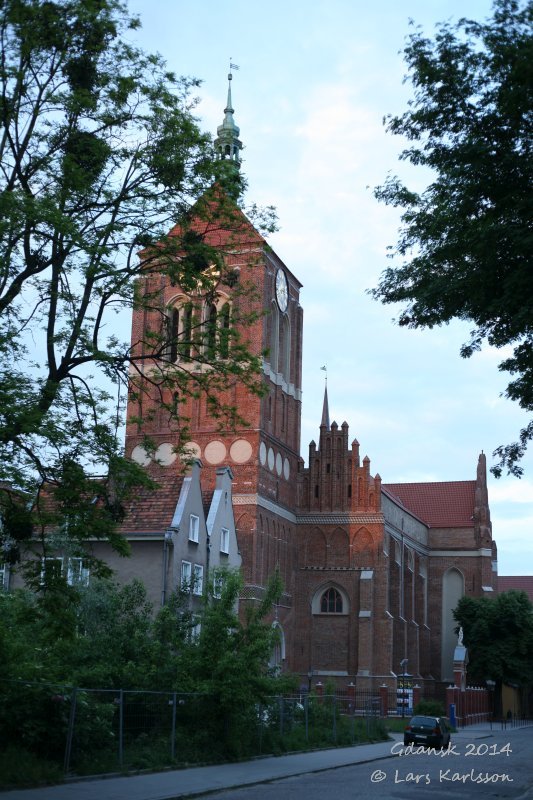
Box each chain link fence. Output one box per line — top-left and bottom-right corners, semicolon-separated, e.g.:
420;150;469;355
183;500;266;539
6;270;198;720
1;681;389;778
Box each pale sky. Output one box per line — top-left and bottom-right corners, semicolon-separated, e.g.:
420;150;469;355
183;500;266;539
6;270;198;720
126;0;532;576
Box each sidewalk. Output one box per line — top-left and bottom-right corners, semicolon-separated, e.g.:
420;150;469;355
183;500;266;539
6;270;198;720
1;724;497;800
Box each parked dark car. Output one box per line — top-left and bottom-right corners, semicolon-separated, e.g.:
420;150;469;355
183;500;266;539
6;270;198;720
403;715;451;749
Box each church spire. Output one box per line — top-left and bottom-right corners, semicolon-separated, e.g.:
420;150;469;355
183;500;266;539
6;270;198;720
214;70;242;169
320;383;330;430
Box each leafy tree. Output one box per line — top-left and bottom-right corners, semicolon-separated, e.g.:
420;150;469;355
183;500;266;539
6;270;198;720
372;0;533;476
454;590;533;711
0;0;270;575
0;574;294;764
183;569;294;756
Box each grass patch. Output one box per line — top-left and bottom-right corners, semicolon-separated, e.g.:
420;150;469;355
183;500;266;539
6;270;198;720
0;747;64;790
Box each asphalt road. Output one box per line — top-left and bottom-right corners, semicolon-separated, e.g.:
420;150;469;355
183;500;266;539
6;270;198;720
194;728;533;800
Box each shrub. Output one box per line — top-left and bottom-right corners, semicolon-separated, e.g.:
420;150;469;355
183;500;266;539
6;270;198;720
414;700;445;717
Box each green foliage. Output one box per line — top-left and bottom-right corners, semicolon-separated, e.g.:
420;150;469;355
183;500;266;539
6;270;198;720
373;0;533;476
0;0;268;576
414;700;445;717
0;572;295;767
454;590;533;687
184;570;292;756
0;747;63;789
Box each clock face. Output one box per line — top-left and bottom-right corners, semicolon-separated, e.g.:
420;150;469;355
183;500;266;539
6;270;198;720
275;268;288;312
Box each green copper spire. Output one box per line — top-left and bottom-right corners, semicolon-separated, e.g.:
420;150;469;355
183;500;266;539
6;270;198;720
214;72;242;168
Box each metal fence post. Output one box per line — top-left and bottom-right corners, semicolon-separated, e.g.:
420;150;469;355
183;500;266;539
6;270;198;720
332;695;337;742
305;694;309;742
63;687;77;775
118;689;124;767
170;692;177;760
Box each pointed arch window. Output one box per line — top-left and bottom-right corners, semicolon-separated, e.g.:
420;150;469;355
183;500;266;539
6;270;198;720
205;302;217;359
269;302;279;372
203;297;231;360
320;586;343;613
181;305;192;359
169;307;180;362
279;315;290;382
167;300;193;362
219;303;231;358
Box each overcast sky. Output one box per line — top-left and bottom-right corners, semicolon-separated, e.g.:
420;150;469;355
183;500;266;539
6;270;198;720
126;0;532;576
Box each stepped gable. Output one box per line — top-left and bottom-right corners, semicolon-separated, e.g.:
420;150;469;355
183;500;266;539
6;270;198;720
382;480;476;528
118;473;185;535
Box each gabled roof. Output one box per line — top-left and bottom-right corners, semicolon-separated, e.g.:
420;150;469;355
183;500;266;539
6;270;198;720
498;576;533;603
118;473;185;535
382;481;476;528
167;189;265;250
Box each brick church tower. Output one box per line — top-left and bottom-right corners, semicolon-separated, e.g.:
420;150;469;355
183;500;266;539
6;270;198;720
123;74;497;692
125;73;304;659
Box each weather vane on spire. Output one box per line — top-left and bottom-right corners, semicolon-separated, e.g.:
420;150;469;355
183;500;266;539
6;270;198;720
229;59;240;78
320;365;327;385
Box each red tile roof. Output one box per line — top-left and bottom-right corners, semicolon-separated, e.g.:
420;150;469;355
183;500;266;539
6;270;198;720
498;576;533;602
382;481;476;528
118;474;184;535
167;191;264;250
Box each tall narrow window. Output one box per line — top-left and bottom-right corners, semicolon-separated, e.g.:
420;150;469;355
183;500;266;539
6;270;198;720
189;514;199;543
67;558;90;586
279;316;290;381
270;303;279;371
205;303;217;359
181;560;192;591
180;305;192;359
219;303;231;358
193;564;204;596
169;307;179;362
220;527;229;554
213;572;224;599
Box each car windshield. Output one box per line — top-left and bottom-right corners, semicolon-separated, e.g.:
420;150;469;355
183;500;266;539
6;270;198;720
410;716;437;726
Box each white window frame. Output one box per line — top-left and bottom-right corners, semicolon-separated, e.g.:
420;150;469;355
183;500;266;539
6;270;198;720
67;557;90;586
181;560;192;591
192;564;204;596
0;563;6;590
220;527;229;554
189;514;199;543
40;557;64;585
190;617;202;641
213;572;224;599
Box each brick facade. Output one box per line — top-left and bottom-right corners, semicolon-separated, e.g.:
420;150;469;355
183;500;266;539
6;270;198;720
124;198;498;694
